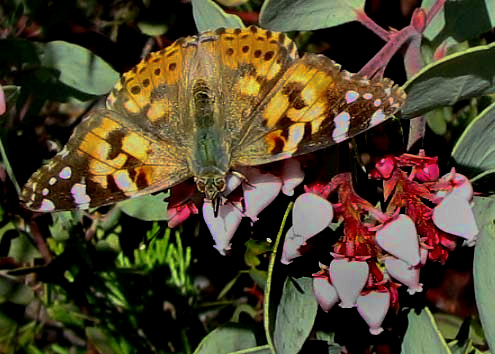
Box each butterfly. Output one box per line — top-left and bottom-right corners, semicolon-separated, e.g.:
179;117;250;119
20;26;406;214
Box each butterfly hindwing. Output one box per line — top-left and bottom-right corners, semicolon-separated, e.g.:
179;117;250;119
232;52;406;166
21;109;192;211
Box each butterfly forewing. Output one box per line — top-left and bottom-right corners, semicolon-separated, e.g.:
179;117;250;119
232;52;406;166
21;109;191;211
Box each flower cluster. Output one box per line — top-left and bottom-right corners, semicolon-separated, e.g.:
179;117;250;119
282;151;478;334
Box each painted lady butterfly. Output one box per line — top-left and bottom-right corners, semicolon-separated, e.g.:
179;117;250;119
21;26;406;213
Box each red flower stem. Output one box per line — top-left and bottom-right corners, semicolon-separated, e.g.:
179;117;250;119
355;9;390;41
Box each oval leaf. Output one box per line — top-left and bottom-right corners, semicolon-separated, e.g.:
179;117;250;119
451;102;495;174
118;192;168;221
273;277;318;354
402;42;495;119
192;0;244;33
41;41;119;95
401;307;450;354
473;196;495;353
260;0;365;32
193;325;257;354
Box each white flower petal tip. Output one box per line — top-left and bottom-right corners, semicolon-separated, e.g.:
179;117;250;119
384;257;422;294
281;227;305;264
357;291;390;336
433;193;479;242
313;277;339;312
330;259;369;308
437;173;473;200
293;193;333;240
281;159;305;196
376;215;420;266
242;171;281;221
203;202;243;255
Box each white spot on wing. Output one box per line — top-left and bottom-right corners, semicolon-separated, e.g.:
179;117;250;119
345;90;359;104
59;166;72;179
71;183;91;209
370;109;386;126
332;112;351;143
40;199;55;211
363;93;373;100
373;99;382;107
42;188;49;196
49;177;57;185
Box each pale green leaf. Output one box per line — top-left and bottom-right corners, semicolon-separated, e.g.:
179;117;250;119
193;325;257;354
118;192;168;221
192;0;244;33
273;277;317;354
402;42;495;119
259;0;365;31
401;307;451;354
41;41;119;96
451;102;495;175
473;196;495;353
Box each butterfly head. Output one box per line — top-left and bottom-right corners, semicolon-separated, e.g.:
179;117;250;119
195;173;226;201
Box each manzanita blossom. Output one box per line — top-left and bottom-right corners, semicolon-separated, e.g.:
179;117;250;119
283;151;479;334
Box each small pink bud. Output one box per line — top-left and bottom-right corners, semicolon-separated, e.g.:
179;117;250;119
203;201;243;255
376;215;421;266
433;193;478;245
167;202;198;228
293;193;333;239
313;277;339;312
384;257;423;294
357;291;390;335
330;259;369;308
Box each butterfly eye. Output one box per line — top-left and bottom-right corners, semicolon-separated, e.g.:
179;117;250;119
214;177;225;191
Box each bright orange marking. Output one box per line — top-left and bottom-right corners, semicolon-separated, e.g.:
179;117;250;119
239;76;260;96
264;91;289;128
122;132;151;161
92;117;121;139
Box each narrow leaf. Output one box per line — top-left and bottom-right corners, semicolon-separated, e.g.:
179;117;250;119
402;42;495;119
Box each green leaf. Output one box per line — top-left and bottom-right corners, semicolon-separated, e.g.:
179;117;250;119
231;344;272;354
137;21;168;36
272;277;317;354
193;324;257;354
118;192;169;221
422;0;445;41
41;41;119;96
473;196;495;353
86;327;124;354
402;42;495;119
401;308;451;354
192;0;244;33
442;0;494;42
451;102;495;175
259;0;365;32
0;275;34;305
